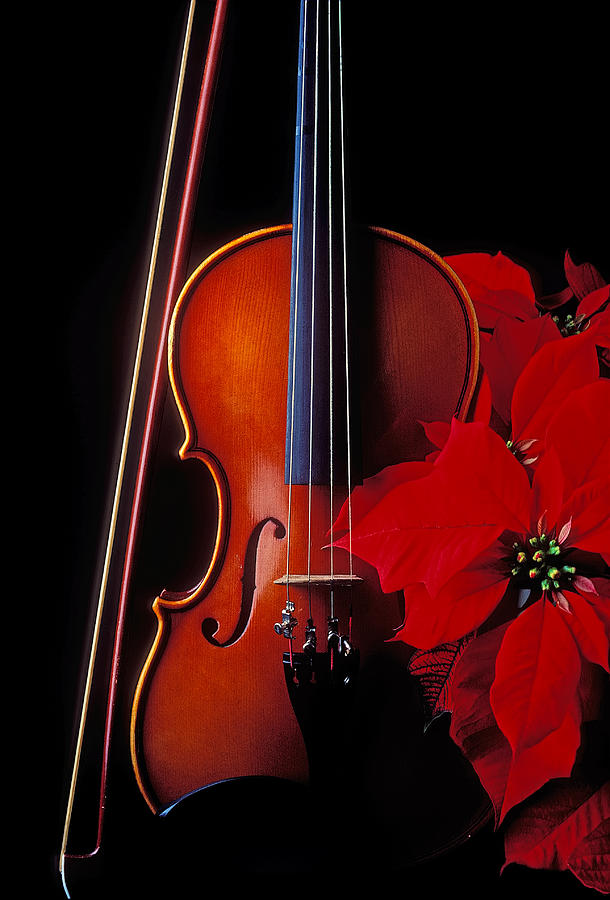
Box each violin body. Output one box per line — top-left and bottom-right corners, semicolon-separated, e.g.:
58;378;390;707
131;223;479;815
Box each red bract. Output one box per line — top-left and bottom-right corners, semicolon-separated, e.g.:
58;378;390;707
419;321;602;469
332;379;610;821
449;624;610;891
543;380;610;500
510;328;601;445
444;251;537;328
538;250;607;310
576;285;610;363
334;419;530;608
504;783;610;880
479;314;560;426
489;597;585;819
444;250;609;428
568;813;610;893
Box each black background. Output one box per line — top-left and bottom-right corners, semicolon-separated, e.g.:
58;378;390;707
38;0;608;896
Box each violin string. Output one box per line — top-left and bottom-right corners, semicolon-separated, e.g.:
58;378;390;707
59;0;198;879
328;0;335;623
338;0;353;581
286;0;309;622
307;0;321;623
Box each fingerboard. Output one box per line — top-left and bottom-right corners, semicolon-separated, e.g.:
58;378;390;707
285;0;359;486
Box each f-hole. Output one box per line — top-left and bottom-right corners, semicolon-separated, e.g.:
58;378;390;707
201;517;286;647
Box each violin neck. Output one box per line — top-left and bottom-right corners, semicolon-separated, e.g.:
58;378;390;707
285;0;359;487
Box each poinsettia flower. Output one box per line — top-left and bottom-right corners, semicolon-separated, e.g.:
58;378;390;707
332;380;610;819
333;381;610;647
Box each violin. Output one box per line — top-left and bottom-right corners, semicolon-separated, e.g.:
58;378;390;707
129;0;488;854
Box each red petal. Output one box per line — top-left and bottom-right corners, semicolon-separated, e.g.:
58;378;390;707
435;419;531;534
587;579;610;641
332;460;433;533
499;709;583;824
337;501;501;598
588;309;610;352
450;627;605;828
545;380;610;501
448;621;582;824
565;250;607;302
531;446;564;535
578;284;610;320
487;602;586;822
561;478;610;556
510;337;600;444
577;658;609;722
449;623;512;824
568;807;610;893
575;287;610;355
490;599;582;753
537;284;574;312
395;549;509;648
480;314;560;425
418;419;451;450
560;590;610;672
504;780;610;881
335;420;530;597
444;252;537;328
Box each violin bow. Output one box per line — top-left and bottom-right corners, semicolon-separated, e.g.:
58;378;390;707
59;1;229;893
